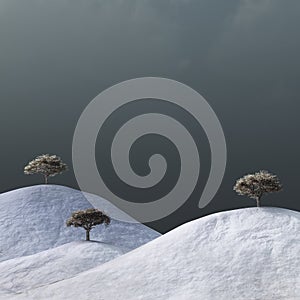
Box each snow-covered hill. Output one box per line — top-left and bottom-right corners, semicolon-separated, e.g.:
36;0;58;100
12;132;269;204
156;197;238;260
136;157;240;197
0;185;160;262
0;241;124;296
13;207;300;300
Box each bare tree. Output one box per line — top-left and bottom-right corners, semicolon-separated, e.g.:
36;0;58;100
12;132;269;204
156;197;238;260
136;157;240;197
66;208;111;241
233;170;282;207
24;154;68;184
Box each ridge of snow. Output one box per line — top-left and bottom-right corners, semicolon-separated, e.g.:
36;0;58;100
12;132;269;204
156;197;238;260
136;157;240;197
0;241;124;295
0;185;160;262
12;207;300;300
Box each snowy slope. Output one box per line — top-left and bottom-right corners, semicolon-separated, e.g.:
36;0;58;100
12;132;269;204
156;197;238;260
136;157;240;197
13;207;300;300
0;241;124;296
0;185;160;262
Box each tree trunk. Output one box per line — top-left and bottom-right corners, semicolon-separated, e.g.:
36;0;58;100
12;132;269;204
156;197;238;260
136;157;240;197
44;175;48;184
256;197;261;207
86;230;90;241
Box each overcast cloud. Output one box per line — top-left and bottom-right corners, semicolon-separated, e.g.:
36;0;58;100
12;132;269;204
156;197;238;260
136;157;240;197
0;0;299;232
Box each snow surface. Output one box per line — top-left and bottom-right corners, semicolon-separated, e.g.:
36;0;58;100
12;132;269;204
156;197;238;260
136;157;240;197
10;207;300;300
0;185;160;262
0;241;124;296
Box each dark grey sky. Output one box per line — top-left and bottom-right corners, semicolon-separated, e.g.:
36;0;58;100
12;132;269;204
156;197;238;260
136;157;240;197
0;0;299;232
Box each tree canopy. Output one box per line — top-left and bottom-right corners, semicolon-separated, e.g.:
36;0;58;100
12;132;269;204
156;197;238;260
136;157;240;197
66;208;111;241
234;170;282;207
24;154;68;184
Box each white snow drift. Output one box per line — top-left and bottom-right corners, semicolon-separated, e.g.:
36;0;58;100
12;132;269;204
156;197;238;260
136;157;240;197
0;241;124;296
0;185;160;262
12;207;300;300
